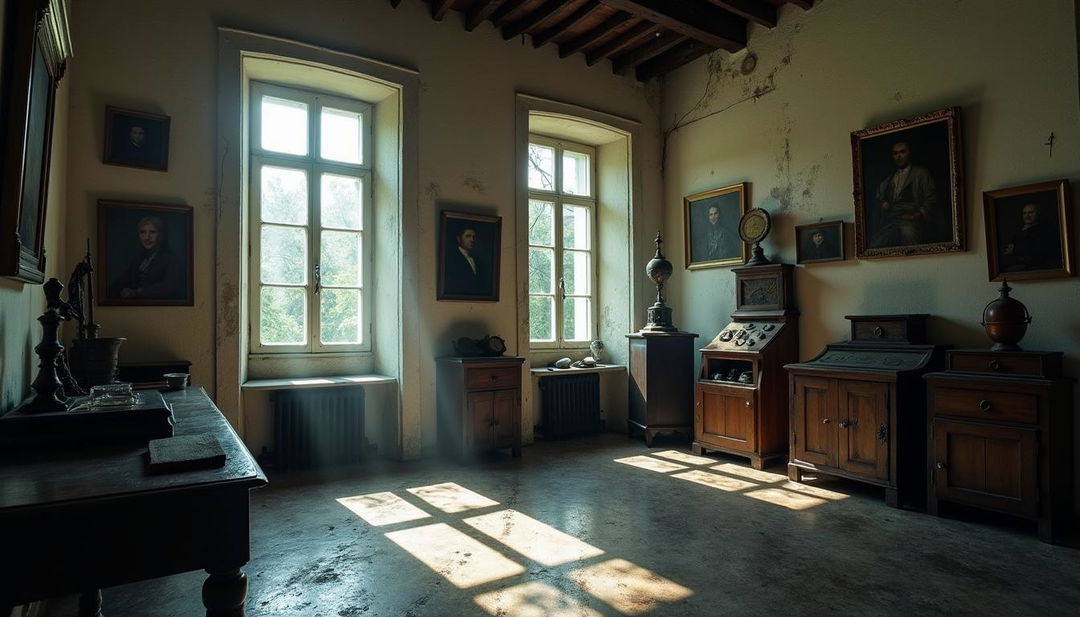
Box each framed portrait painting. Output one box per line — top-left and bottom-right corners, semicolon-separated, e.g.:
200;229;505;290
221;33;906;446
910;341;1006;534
438;210;501;301
0;0;73;283
104;106;171;171
983;179;1073;281
851;107;964;259
795;220;845;264
98;200;194;306
684;183;748;269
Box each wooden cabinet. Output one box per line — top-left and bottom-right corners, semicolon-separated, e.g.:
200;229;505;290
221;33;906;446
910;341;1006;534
925;350;1073;543
785;315;943;508
626;331;697;445
437;356;525;459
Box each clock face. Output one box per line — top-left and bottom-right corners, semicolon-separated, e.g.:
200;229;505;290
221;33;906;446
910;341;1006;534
739;208;771;244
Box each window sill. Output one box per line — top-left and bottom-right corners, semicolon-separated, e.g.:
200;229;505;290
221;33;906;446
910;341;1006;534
529;364;626;376
241;375;396;391
247;351;373;361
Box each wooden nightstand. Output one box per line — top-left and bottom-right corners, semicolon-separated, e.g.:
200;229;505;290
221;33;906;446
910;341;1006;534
437;356;525;459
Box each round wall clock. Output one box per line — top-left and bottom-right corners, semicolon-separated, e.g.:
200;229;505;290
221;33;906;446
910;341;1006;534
738;208;772;266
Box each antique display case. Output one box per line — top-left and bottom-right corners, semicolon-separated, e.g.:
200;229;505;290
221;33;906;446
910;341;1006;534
692;264;798;469
785;314;944;508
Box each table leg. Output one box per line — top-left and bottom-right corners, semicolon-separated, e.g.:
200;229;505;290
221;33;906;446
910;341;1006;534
78;590;103;617
203;568;247;617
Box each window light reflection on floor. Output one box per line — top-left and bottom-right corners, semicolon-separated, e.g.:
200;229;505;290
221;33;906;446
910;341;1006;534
651;450;716;465
673;469;757;492
711;462;787;483
336;491;430;526
464;509;604;566
474;581;603;617
612;455;688;473
745;487;827;510
568;558;693;615
384;523;526;588
407;482;500;513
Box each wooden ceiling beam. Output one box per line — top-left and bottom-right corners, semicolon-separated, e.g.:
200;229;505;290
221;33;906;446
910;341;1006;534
558;11;632;58
465;0;501;31
706;0;776;28
503;0;567;40
635;39;712;81
532;0;601;48
491;0;530;27
611;32;684;74
430;0;455;21
598;0;747;51
584;21;658;66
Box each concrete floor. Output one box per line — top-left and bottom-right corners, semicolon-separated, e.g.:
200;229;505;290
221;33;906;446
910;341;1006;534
44;433;1080;616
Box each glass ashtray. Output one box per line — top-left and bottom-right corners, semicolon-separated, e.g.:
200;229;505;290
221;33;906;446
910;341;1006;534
89;382;136;408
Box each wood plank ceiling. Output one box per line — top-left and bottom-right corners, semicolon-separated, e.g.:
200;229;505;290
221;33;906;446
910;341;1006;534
388;0;816;81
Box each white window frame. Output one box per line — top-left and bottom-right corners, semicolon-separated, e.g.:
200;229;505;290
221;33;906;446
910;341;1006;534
527;135;598;350
248;81;373;354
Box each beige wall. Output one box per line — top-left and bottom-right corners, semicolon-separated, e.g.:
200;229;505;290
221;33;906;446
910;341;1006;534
63;0;662;456
663;0;1079;376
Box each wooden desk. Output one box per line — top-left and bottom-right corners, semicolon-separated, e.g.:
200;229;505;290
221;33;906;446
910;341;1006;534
0;387;267;616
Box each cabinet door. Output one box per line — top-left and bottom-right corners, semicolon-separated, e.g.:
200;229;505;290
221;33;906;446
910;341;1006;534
791;376;836;467
697;383;756;452
837;381;889;480
932;419;1037;517
467;391;495;449
491;388;519;448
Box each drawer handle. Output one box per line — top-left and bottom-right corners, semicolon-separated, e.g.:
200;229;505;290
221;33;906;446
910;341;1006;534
745;400;753;407
873;326;885;338
977;399;991;412
935;462;947;470
839;419;851;428
821;418;831;424
987;359;1001;371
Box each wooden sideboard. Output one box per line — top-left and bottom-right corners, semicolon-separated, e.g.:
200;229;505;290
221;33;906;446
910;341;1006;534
925;350;1074;543
437;356;525;459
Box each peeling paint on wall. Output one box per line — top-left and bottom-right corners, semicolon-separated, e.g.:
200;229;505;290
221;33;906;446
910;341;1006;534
219;279;239;337
424;182;441;203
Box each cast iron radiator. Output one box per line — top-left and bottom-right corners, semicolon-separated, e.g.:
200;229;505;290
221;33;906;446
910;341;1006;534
271;386;367;471
538;373;601;438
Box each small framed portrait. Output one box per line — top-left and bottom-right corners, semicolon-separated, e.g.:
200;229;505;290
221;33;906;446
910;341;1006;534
684;182;748;269
795;220;845;264
438;210;501;302
851;107;964;259
104;106;170;171
983;179;1073;281
98;200;193;306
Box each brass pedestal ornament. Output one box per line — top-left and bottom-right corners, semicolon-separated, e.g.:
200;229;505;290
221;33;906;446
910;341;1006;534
642;232;677;332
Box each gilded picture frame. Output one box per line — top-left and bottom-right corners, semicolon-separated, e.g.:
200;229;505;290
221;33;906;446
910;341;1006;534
983;179;1073;281
684;183;748;269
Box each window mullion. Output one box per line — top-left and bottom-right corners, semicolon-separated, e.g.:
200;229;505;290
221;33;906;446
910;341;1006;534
553;196;565;345
309;159;320;353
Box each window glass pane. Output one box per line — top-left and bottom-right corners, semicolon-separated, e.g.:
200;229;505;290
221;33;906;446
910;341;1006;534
260;286;306;345
563;297;591;342
261;166;308;225
527;143;555;191
320;107;362;164
562;204;590;250
321;173;362;230
562;250;590;295
562;150;591;196
529;296;555;342
322;230;361;287
528;247;554;294
321;288;362;344
261;95;308;155
261;225;307;284
528;200;554;246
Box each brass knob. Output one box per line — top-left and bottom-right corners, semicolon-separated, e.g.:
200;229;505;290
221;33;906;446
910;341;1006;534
873;326;885;338
987;359;1000;371
978;399;991;412
745;400;753;407
839;419;851;428
936;462;947;470
822;418;831;424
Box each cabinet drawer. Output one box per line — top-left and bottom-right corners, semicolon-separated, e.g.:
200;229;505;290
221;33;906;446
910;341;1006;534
931;387;1037;424
466;367;519;390
948;352;1048;377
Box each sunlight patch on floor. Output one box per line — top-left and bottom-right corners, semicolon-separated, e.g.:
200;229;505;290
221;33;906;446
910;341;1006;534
464;509;604;566
385;523;525;588
568;558;693;615
336;491;430;526
745;488;827;510
474;581;603;617
407;482;500;513
652;450;716;465
711;463;786;483
782;481;849;501
673;469;757;492
613;455;687;473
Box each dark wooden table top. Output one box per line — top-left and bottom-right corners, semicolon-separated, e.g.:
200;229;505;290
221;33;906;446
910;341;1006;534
0;387;266;511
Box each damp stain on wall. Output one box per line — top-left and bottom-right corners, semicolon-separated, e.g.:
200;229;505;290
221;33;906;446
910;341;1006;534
463;176;485;193
768;109;823;215
424;182;441;203
219;279;239;337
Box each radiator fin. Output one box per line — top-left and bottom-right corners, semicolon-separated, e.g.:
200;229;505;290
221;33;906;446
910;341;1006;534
272;386;367;471
539;373;600;439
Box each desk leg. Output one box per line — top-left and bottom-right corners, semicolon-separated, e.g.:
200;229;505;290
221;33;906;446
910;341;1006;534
78;590;102;617
202;568;247;617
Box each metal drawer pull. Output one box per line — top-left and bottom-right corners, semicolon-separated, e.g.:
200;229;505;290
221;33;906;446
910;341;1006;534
839;419;851;428
935;462;947;470
987;359;1000;371
873;326;885;338
978;399;991;412
821;418;831;424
